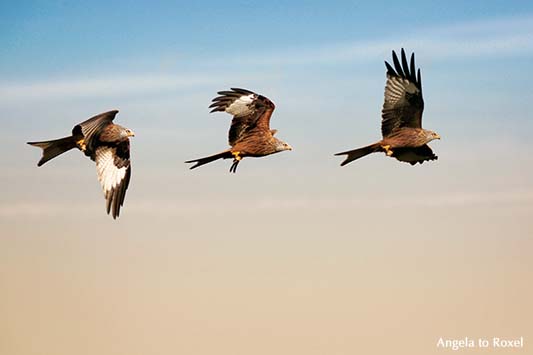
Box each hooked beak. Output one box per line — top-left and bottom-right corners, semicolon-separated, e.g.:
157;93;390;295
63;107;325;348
286;144;293;151
435;134;441;140
128;130;135;137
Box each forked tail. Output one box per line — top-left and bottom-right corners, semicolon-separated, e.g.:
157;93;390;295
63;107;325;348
185;150;233;170
27;136;78;166
335;143;381;166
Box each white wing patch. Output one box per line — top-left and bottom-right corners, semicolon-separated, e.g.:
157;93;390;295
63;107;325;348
226;94;255;117
95;147;127;196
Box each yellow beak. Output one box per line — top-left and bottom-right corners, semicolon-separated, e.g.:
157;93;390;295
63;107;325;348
128;130;136;137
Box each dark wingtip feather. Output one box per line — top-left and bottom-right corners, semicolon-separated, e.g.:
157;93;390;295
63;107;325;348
389;49;422;87
410;53;416;83
106;195;112;215
230;87;254;95
211;96;231;102
392;50;404;77
401;48;410;77
209;88;258;114
208;99;229;113
217;90;236;96
385;61;396;75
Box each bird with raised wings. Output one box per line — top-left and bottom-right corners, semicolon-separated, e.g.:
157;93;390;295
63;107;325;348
186;88;292;173
27;110;134;219
336;49;440;166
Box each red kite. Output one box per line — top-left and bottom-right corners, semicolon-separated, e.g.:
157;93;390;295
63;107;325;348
186;88;292;173
28;110;134;219
336;49;440;166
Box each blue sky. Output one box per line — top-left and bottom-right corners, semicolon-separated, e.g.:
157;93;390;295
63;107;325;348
2;0;533;78
2;3;533;355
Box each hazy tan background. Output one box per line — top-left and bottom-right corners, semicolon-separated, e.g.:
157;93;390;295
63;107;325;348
1;2;532;354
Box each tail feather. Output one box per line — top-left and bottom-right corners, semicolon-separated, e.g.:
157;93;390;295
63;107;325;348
335;143;381;166
185;150;233;170
27;136;78;166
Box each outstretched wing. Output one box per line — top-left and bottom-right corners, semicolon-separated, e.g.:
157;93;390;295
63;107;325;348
72;110;119;152
208;88;275;146
381;49;424;137
93;140;131;219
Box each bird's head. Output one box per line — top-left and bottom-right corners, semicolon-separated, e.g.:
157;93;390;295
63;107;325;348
120;127;135;139
425;130;441;142
274;138;293;152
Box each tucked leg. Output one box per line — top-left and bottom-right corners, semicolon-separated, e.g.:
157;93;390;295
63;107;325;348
381;144;393;156
229;151;242;173
76;138;87;152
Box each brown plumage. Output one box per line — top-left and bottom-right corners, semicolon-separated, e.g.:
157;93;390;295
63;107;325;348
186;88;292;173
336;49;440;166
27;110;134;219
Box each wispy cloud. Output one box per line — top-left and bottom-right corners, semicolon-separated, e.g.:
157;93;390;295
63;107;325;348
231;34;533;67
231;14;533;65
0;73;260;103
1;14;531;104
429;14;533;37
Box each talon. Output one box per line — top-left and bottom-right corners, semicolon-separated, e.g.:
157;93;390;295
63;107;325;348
381;144;393;156
76;138;87;152
230;160;239;173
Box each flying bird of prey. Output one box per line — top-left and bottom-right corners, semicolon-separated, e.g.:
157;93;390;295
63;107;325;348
186;88;292;173
336;49;440;166
27;110;134;219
